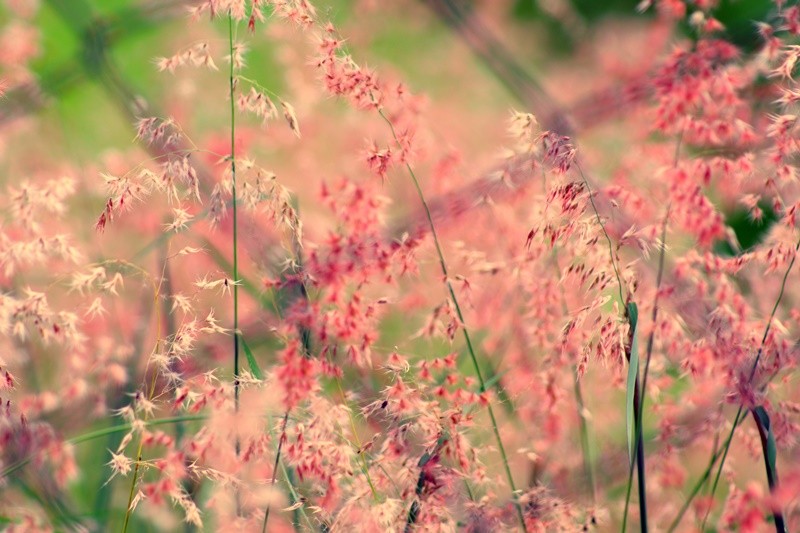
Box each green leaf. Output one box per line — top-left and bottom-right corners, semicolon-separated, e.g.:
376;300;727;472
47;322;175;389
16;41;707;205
418;434;448;467
417;451;432;468
241;335;264;380
483;368;510;391
753;406;777;482
625;302;640;465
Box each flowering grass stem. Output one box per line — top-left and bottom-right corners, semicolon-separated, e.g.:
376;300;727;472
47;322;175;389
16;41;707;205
622;129;683;531
228;12;240;420
670;236;800;531
227;11;242;519
575;161;649;531
122;258;170;533
377;108;528;532
262;412;289;533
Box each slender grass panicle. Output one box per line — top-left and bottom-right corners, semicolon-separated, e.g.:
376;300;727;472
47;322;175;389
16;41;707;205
4;0;800;531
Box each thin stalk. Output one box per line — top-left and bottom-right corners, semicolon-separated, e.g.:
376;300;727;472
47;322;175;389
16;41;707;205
576;162;648;530
228;11;242;517
575;163;625;307
640;125;684;401
228;11;240;419
700;404;743;530
377;108;527;532
261;237;382;529
277;450;313;530
122;258;169;533
621;204;670;531
639;203;670;401
623;129;683;531
704;422;721;494
122;358;161;533
670;232;798;531
262;241;310;531
262;412;290;532
93;288;154;527
265;413;314;531
160;244;199;533
621;379;646;533
667;408;748;532
334;378;380;498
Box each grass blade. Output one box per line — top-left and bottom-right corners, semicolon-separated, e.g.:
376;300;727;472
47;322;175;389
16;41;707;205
625;302;640;464
752;406;786;532
240;335;264;380
753;406;777;481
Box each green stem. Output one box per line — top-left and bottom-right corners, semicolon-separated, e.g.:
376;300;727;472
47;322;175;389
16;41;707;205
576;163;625;307
377;108;528;532
229;12;240;416
228;10;243;519
623;129;683;531
576;161;649;531
667;408;747;532
262;412;289;533
261;409;311;532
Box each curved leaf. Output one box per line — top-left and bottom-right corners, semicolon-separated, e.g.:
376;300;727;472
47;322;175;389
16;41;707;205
753;406;777;485
241;335;264;380
626;302;640;465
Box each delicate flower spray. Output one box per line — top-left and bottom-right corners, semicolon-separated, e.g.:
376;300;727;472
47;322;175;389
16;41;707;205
4;0;800;531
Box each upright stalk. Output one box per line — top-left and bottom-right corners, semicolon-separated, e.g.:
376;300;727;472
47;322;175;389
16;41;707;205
576;162;648;531
228;11;242;517
576;164;625;307
262;413;289;532
122;370;158;533
377;109;528;532
123;263;168;532
667;409;748;532
623;130;683;531
228;12;239;412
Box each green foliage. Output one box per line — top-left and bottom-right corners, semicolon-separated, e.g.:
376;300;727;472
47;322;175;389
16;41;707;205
512;0;774;56
711;0;773;52
715;202;778;257
753;406;778;484
241;335;265;380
